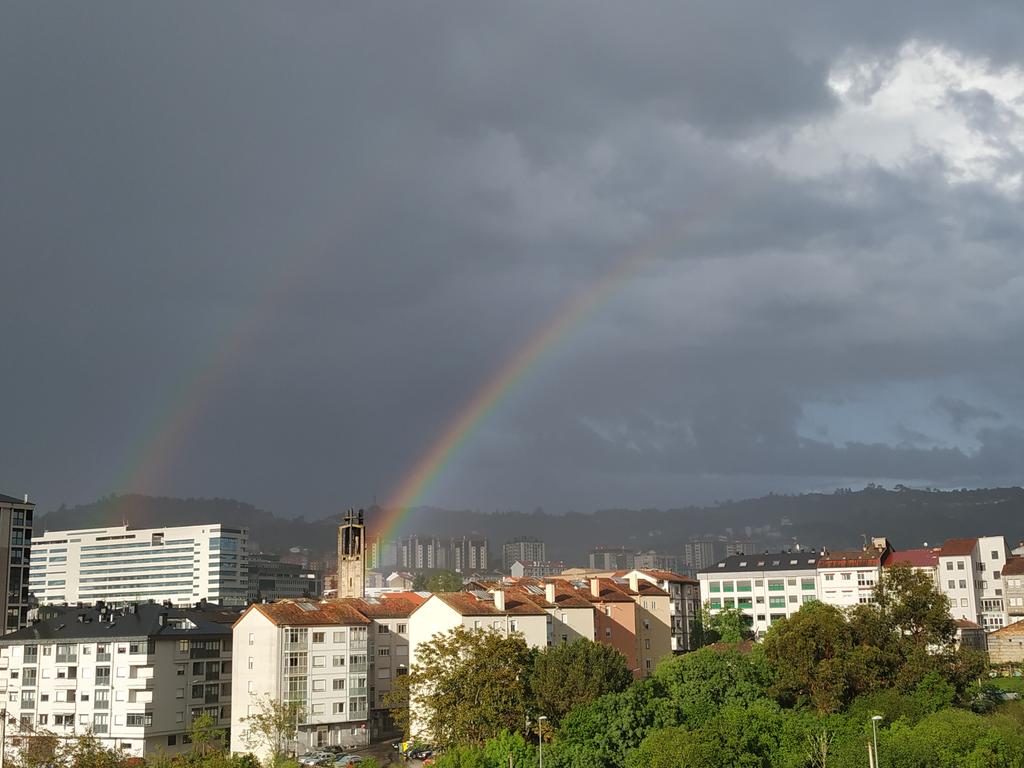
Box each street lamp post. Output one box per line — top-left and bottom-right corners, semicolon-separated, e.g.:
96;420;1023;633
537;715;547;768
871;715;883;768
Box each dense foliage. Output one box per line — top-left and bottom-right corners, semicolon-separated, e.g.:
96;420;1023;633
429;566;1016;768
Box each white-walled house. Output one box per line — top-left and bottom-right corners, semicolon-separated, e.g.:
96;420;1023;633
0;603;236;759
230;601;372;760
816;539;893;609
938;536;1010;629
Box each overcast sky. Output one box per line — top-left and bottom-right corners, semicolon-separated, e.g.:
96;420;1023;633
4;2;1024;517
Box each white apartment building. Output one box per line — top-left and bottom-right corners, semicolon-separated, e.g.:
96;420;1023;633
699;552;821;638
816;539;893;609
0;603;235;759
30;524;249;607
468;579;596;646
938;536;1010;629
231;601;372;761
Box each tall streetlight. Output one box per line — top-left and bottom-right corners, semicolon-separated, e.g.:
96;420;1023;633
871;714;883;768
537;715;547;768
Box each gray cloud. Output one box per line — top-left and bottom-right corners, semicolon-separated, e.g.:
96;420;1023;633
4;2;1024;515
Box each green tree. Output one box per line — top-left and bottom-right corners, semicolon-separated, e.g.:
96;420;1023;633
763;601;854;714
653;645;774;727
434;731;536;768
393;625;534;749
694;605;753;646
238;694;306;768
427;571;465;592
11;728;60;768
188;712;227;757
873;564;956;648
530;640;633;726
56;733;130;768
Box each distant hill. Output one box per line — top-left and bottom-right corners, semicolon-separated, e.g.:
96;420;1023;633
37;487;1024;566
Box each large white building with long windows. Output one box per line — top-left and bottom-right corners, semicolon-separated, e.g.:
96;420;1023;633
698;551;822;638
30;524;249;607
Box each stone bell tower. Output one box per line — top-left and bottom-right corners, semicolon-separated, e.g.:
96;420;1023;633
337;508;366;599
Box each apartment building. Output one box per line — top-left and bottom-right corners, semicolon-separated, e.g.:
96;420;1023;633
1003;557;1024;620
0;493;34;633
30;524;249;607
449;537;488;573
616;569;700;652
231;601;372;760
887;547;942;585
503;538;545;571
465;578;596;646
559;576;671;677
699;552;821;638
0;603;235;759
938;536;1010;629
633;551;685;575
587;547;634;571
816;539;893;609
247;553;323;602
334;593;426;736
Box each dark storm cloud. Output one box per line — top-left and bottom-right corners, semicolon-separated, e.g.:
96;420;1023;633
4;2;1024;515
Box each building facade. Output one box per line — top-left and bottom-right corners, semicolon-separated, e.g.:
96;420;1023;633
231;601;372;760
938;536;1010;629
510;560;565;579
448;537;488;573
619;569;700;653
587;547;634;571
816;539;893;609
503;538;545;571
0;603;235;759
699;552;821;638
247;554;323;603
30;524;249;607
337;509;366;600
987;619;1024;664
1003;557;1024;620
0;493;34;633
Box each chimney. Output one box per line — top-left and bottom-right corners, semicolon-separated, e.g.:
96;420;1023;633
545;583;556;604
23;493;29;503
493;590;506;611
628;573;640;594
590;578;601;597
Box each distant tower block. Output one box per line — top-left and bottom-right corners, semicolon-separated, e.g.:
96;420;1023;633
337;508;366;599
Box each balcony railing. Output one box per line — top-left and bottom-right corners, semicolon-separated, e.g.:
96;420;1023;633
189;648;221;659
205;670;220;681
97;653;111;662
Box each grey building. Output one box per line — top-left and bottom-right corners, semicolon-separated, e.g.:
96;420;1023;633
1005;556;1024;619
587;546;634;571
449;536;488;573
503;537;545;571
0;493;33;633
683;537;728;572
247;553;324;603
0;602;236;759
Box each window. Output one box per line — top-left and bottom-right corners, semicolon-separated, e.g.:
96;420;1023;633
167;735;176;747
248;657;254;670
948;580;956;589
332;655;345;667
397;624;406;634
37;715;48;725
332;679;345;691
957;561;965;570
992;550;1000;560
994;571;1001;579
946;562;953;571
332;702;345;714
126;713;152;728
176;688;184;699
378;648;390;656
313;679;326;692
248;633;255;646
644;639;650;650
333;631;345;643
176;664;186;676
378;624;390;633
312;632;325;643
824;574;834;582
961;598;969;607
312;656;325;668
959;580;967;589
788;595;798;603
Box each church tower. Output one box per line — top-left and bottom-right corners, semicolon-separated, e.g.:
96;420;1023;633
337;508;366;599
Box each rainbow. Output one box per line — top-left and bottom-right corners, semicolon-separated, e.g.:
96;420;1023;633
372;196;714;542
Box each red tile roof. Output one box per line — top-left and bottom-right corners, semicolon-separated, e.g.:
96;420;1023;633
246;600;371;627
887;548;941;568
1002;557;1024;576
955;619;982;630
991;619;1024;637
433;591;546;617
818;549;885;568
940;538;978;557
613;569;698;585
333;596;422;619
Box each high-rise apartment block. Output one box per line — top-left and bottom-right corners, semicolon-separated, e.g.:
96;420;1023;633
503;537;545;571
397;535;488;573
30;524;248;607
0;493;34;633
449;536;487;573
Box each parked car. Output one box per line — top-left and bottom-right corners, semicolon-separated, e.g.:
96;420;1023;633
298;753;335;766
408;748;434;760
333;756;365;767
